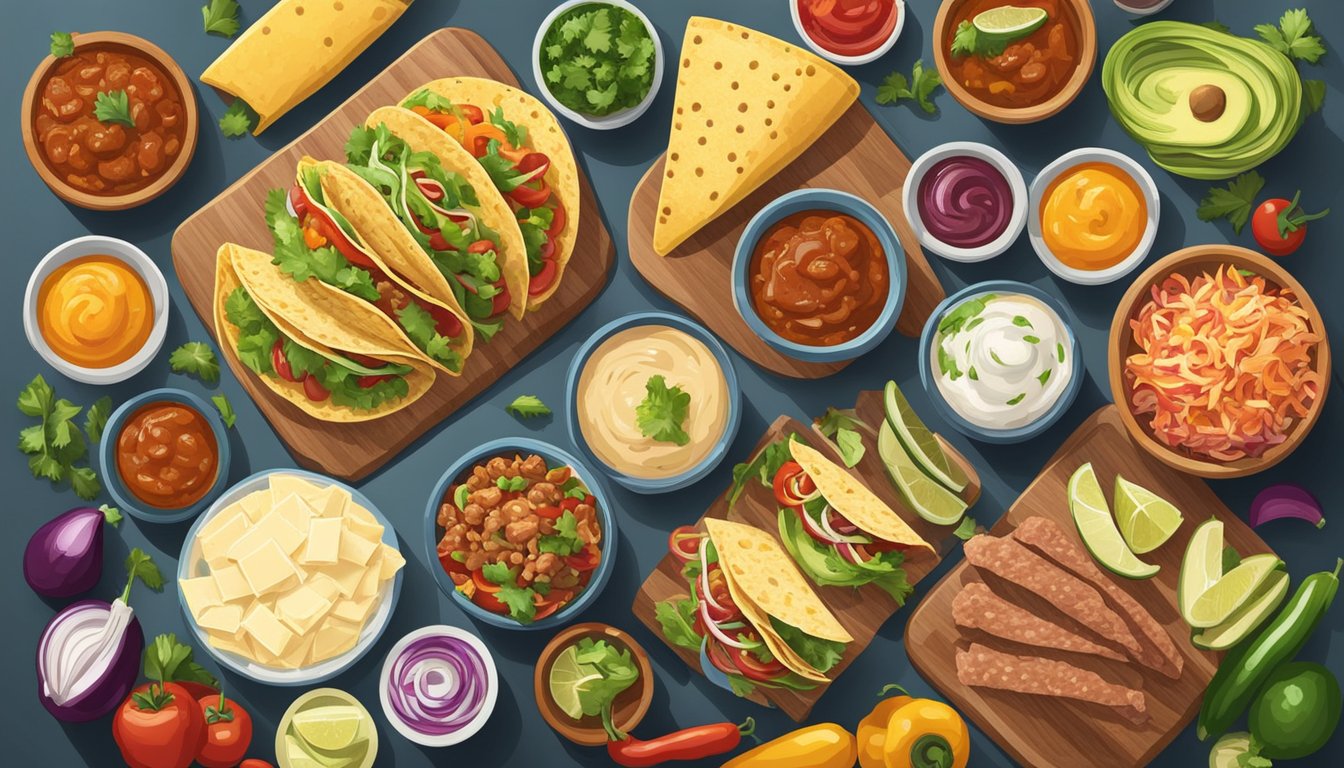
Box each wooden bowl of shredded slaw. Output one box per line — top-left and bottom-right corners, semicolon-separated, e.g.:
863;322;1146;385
1108;245;1330;478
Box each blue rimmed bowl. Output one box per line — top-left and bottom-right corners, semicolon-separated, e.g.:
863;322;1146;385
178;469;404;686
918;281;1084;444
423;438;617;631
565;311;741;494
99;388;231;524
732;188;906;363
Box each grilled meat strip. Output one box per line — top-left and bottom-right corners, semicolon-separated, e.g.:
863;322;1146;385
956;643;1149;725
953;582;1127;662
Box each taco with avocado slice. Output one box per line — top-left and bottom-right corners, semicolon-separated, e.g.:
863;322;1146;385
654;517;853;699
213;243;436;422
272;165;472;374
400;78;580;310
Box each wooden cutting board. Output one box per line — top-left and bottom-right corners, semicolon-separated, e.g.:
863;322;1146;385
627;103;945;379
633;395;980;720
906;405;1276;768
172;29;614;482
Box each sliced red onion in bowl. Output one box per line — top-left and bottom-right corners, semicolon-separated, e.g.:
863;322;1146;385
380;626;498;746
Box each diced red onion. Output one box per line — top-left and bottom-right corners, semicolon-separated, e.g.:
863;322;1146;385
385;634;490;736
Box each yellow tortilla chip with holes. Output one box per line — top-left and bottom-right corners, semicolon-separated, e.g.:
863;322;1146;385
652;17;859;255
790;442;935;554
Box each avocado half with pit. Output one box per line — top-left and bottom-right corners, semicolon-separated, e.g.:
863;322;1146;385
1102;21;1304;180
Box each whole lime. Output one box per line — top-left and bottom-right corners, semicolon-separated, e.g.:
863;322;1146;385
1248;661;1341;760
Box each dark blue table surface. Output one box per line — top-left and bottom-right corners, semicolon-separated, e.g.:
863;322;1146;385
4;1;1341;766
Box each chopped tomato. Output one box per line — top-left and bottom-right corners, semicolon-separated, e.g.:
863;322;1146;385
471;589;510;614
546;198;567;238
271;340;299;382
302;376;330;402
510;179;551;209
772;461;816;507
458;104;485;124
733;647;788;681
472;568;501;594
669;526;703;561
344;352;385;368
533;601;562;621
467;239;496;255
438;552;469;574
465;122;510;157
290;185;375;269
528;251;558;298
560;496;581;512
489;280;512;316
357;375;393;389
566;545;601;572
537;505;564;520
704;638;743;677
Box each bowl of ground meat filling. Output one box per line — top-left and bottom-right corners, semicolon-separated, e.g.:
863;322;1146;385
424;438;617;630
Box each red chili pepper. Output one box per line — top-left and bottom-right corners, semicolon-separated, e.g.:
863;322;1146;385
606;718;755;767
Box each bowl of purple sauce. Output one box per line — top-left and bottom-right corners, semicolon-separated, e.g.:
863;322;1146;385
902;141;1027;263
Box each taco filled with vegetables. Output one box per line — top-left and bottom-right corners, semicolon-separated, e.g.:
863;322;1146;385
272;163;472;374
213;243;436;422
654;517;853;699
400;78;579;310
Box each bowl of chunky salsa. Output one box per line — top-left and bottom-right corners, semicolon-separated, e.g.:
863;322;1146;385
733;188;905;363
933;0;1096;124
791;0;906;65
100;389;231;523
22;31;197;210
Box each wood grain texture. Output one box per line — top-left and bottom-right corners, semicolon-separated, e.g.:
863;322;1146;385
906;405;1275;768
627;103;946;379
171;29;614;481
633;395;980;721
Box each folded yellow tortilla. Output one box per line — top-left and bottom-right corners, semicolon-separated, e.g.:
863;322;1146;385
790;442;935;554
406;78;581;310
653;18;859;255
213;243;435;422
201;0;412;134
704;517;852;681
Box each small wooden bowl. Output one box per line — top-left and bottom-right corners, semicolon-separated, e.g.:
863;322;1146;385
1108;245;1331;478
21;31;198;211
932;0;1097;124
534;623;655;746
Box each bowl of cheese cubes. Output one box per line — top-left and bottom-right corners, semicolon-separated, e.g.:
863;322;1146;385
177;469;406;686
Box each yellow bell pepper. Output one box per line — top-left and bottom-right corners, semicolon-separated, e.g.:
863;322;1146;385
721;723;857;768
857;685;913;768
882;698;969;768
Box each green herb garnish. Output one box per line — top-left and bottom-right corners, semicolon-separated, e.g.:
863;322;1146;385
1037;369;1052;386
201;0;241;38
506;394;551;419
1196;171;1265;234
539;4;655;117
1255;9;1325;64
636;375;691;446
876;60;943;114
85;396;111;444
211;395;236;429
219;99;252;137
570;638;640;740
953;516;979;541
816;408;865;468
170;342;220;383
50;32;74;58
93;91;135;128
1007;393;1026;406
17;375;102;500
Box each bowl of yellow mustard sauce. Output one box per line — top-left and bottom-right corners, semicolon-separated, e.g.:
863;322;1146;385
24;235;169;384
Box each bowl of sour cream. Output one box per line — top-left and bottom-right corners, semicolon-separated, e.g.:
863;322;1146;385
919;281;1083;443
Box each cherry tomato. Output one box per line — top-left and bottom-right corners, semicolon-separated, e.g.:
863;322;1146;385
668;526;704;560
271;340;298;382
196;693;253;768
546;199;567;238
240;761;274;768
1251;191;1329;257
112;682;207;768
302;375;330;402
772;461;816;507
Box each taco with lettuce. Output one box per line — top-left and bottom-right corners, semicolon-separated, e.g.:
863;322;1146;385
213;243;436;422
654;517;853;699
400;78;579;310
271;163;472;374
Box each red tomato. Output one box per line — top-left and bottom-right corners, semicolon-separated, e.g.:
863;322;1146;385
175;681;219;704
510;179;552;209
343;351;385;368
733;646;788;681
357;375;393;389
668;526;703;560
471;588;510;614
467;239;496;255
1251;191;1329;257
772;461;816;507
240;761;274;768
533;601;562;621
546;199;567;238
537;505;564;520
302;376;330;402
287;184;308;218
458;104;485;124
196;694;253;768
489;280;512;316
112;682;207;768
565;545;601;572
271;340;298;382
472;568;503;593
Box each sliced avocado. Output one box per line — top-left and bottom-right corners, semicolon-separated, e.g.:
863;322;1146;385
778;508;859;585
322;351;413;378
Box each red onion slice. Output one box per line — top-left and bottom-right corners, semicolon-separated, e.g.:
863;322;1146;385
385;634;490;736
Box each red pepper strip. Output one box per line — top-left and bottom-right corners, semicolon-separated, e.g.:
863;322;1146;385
606;718;755;767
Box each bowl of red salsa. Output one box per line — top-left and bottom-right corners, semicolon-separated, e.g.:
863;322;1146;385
733;188;906;363
98;388;231;524
791;0;905;66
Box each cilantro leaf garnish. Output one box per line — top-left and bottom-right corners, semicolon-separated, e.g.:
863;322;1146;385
50;32;74;58
85;396;111;444
93;91;135;128
211;394;236;429
202;0;241;38
953;515;980;541
1303;79;1326;115
17;375;102;500
539;5;655;117
145;633;219;688
876;60;942;114
506;395;551;419
1255;9;1326;64
1196;171;1265;234
170;342;220;383
219;99;252;138
636;375;691;446
815;408;866;468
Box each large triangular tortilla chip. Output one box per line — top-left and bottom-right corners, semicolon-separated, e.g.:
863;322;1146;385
652;18;859;255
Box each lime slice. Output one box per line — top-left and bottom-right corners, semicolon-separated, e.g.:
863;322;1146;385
1114;475;1184;554
882;380;968;494
292;706;364;752
548;645;602;720
1068;463;1159;579
1185;553;1283;628
282;735;327;768
1179;519;1225;624
972;6;1049;39
1192;570;1290;650
878;420;967;526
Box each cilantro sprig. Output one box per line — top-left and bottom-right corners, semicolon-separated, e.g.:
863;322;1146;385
506;395;551;419
17;375;104;500
1255;9;1325;64
1196;171;1265;234
219;99;252;138
50;32;74;58
876;60;943;114
636;375;690;446
212;395;236;429
93;91;135;128
815;408;866;468
539;4;656;117
202;0;241;38
170;342;220;383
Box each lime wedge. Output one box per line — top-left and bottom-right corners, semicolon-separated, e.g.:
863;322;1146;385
878;420;967;526
1179;518;1225;624
1114;475;1184;554
548;645;602;720
1192;570;1290;650
883;380;968;494
291;706;364;752
1069;463;1159;579
973;6;1049;39
1185;553;1283;628
282;735;327;768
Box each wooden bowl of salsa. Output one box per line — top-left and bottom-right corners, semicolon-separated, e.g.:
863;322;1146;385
22;31;198;210
932;0;1096;124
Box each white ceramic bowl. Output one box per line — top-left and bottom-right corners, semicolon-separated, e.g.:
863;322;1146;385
379;625;499;747
1027;147;1160;285
532;0;664;130
23;235;169;385
902;141;1028;263
276;688;378;768
790;0;906;66
1114;0;1175;16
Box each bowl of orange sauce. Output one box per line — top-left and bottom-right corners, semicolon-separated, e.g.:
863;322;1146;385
23;235;169;384
1028;147;1159;285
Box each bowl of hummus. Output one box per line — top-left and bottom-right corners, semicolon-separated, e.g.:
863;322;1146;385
566;312;741;494
919;281;1083;443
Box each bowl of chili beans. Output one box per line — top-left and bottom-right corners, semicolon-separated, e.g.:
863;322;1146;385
423;438;617;630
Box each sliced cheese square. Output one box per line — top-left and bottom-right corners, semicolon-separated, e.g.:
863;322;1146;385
239;491;270;523
354;563;383;600
238;539;300;596
207;630;252;658
283;633;318;669
343;503;380;529
301;517;343;565
197;604;244;634
199;503;247;547
273;492;316;532
179;576;223;616
338;521;380;565
331;597;376;625
309;617;361;664
317;561;365;598
306;572;343;603
241;602;296;657
212;565;253;603
270;474;322;505
311;484;351;518
227;511;305;560
379;545;406;581
276;584;333;636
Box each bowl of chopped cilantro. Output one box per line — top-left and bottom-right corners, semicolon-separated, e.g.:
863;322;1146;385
532;0;663;130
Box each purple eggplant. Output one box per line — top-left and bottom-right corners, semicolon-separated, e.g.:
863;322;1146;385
35;547;161;722
24;505;122;598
